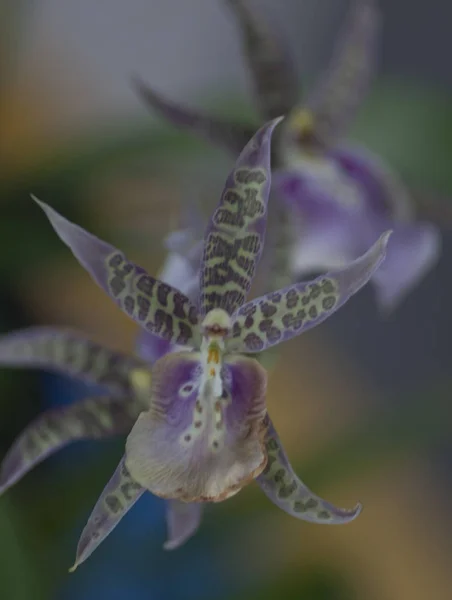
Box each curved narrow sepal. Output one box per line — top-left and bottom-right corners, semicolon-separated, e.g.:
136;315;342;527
200;118;282;316
306;0;380;145
33;197;200;348
164;500;203;550
70;457;144;572
0;394;145;495
225;0;299;119
0;327;145;394
133;77;252;155
229;231;391;352
256;417;362;524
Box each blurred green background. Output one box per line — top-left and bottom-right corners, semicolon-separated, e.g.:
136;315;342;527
1;1;452;599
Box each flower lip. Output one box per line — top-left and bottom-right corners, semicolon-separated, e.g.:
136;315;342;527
125;352;269;503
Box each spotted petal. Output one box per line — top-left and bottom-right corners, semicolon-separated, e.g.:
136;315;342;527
0;394;146;495
133;77;252;156
33;197;200;348
70;456;144;571
164;500;203;550
125;351;267;502
257;416;361;523
0;327;145;394
305;0;380;146
199;118;282;316
225;0;299;119
228;231;390;353
137;228;203;363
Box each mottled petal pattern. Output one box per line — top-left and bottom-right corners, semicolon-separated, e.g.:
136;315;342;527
70;457;144;571
257;417;361;523
306;0;380;145
229;231;390;352
33;197;200;348
133;77;252;155
137;229;203;363
125;352;268;502
225;0;299;119
0;327;145;394
200;118;282;316
164;500;203;550
0;394;145;495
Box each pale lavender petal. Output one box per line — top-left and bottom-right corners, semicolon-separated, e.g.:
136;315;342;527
0;394;145;495
274;169;359;274
229;231;390;353
333;144;413;221
306;0;380;145
125;352;267;502
371;221;441;311
70;457;144;571
164;500;203;550
133;77;252;155
327;146;441;309
0;327;145;394
225;0;299;119
136;335;174;366
200;118;282;316
33;197;200;348
276;165;440;311
257;417;362;524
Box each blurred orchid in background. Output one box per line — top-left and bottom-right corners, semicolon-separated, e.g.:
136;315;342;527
0;119;390;572
134;0;441;311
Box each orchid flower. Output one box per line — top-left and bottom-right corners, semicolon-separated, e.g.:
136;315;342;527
0;119;390;570
133;0;440;311
0;241;204;553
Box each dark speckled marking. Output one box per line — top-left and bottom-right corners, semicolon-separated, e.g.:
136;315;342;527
201;166;268;316
232;276;339;351
105;252;199;346
105;494;122;514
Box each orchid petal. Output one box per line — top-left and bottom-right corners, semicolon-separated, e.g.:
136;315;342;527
164;500;203;550
225;0;299;119
133;77;252;155
305;0;380;145
229;231;390;352
0;394;146;495
136;229;203;363
257;417;361;523
371;221;441;312
125;351;267;502
0;327;145;394
275;168;359;274
200;118;282;316
333;144;413;221
33;197;200;348
70;456;144;571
